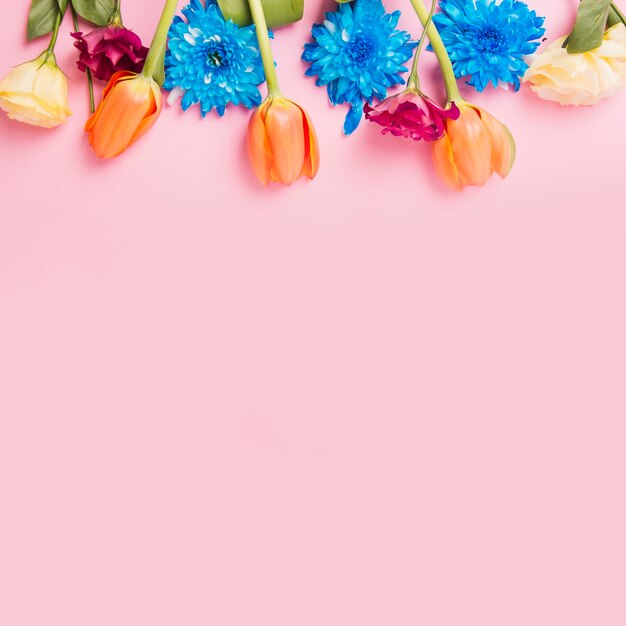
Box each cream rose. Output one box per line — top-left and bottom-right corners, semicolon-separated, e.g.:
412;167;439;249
0;52;71;128
523;23;626;106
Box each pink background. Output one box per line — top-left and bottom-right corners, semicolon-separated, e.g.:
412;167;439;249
1;1;625;624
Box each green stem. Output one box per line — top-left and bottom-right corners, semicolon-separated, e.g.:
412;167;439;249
142;0;179;80
610;2;626;25
70;3;95;113
70;3;79;30
111;0;123;26
45;10;62;55
408;0;460;101
247;0;281;96
408;0;437;91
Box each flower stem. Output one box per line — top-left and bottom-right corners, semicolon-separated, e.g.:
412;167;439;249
46;10;62;55
610;2;626;25
70;3;95;113
408;0;437;91
408;0;460;101
112;0;123;26
142;0;179;80
247;0;281;97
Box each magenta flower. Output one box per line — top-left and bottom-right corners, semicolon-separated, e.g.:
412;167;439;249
72;25;148;82
365;91;460;142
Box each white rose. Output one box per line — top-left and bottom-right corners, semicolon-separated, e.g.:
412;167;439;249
523;23;626;106
0;52;71;128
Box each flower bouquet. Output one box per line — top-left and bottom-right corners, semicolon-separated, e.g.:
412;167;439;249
1;0;625;191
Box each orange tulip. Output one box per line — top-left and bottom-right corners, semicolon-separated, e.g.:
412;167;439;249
431;101;515;191
247;95;320;186
85;70;162;159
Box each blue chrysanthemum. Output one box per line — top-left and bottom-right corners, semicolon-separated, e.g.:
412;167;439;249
164;0;266;116
302;0;416;135
432;0;545;92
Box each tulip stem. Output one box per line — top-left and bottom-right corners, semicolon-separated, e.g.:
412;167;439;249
247;0;281;97
142;0;179;80
408;0;436;91
70;3;95;113
408;0;460;102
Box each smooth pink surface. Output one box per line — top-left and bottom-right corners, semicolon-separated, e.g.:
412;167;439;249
1;1;625;625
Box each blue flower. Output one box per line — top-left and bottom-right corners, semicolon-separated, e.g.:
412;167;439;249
302;0;416;135
165;0;266;116
432;0;545;92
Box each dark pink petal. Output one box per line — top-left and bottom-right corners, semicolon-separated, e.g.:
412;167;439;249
365;92;459;142
71;25;148;82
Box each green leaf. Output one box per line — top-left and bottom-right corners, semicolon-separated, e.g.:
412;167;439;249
27;0;67;40
217;0;303;28
567;0;613;53
71;0;117;26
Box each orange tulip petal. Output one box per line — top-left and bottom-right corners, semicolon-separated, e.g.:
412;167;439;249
129;79;163;147
102;71;136;98
84;97;104;132
432;133;463;191
477;107;516;179
247;104;273;186
298;105;320;180
87;76;153;159
446;105;492;187
85;71;137;133
265;98;305;186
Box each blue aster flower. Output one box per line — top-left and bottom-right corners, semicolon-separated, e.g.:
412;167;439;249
302;0;417;135
432;0;545;92
164;0;266;116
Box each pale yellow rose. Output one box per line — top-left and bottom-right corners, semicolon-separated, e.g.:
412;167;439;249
0;52;71;128
523;23;626;105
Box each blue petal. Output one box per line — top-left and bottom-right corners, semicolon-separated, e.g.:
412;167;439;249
164;0;267;116
343;100;363;135
301;0;417;132
431;0;545;92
